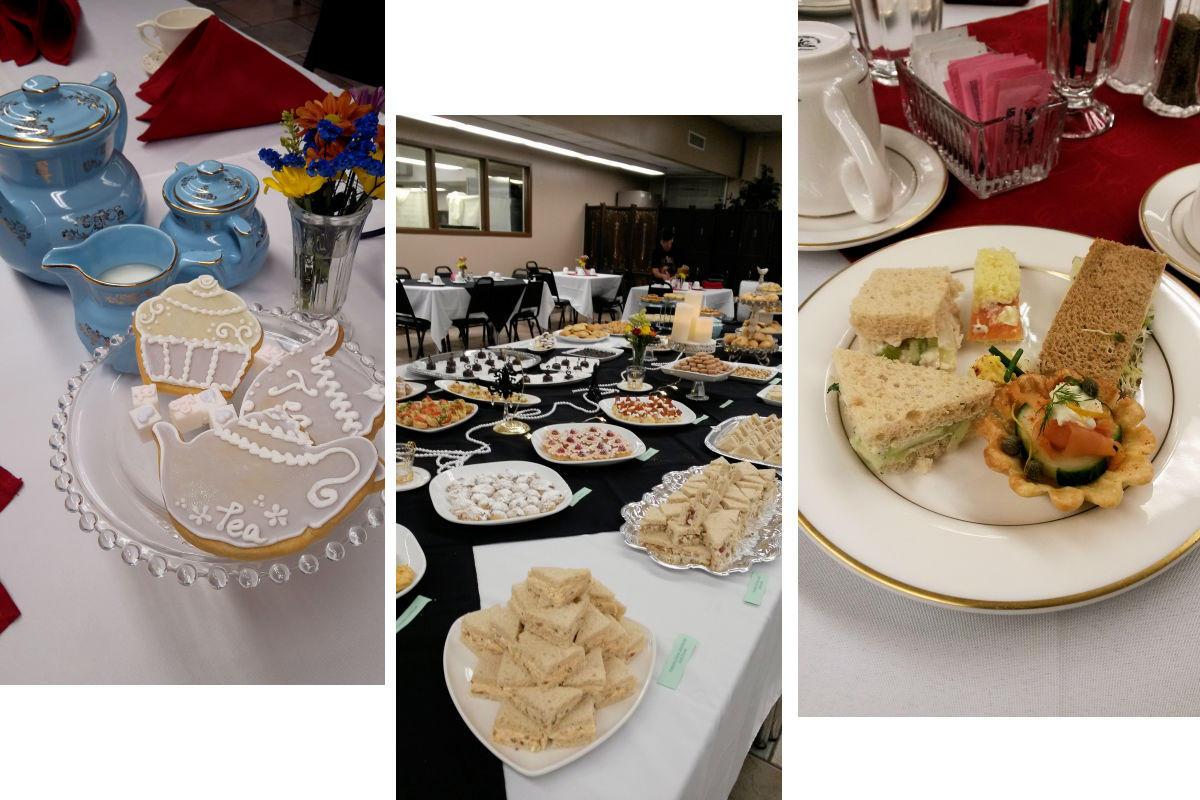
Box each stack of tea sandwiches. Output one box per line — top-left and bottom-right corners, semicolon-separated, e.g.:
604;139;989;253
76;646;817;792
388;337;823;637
462;567;646;752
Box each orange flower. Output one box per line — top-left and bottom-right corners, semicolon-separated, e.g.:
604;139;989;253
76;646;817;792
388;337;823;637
294;91;369;135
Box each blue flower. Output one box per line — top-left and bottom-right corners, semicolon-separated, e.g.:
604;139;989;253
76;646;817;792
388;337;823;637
280;152;305;168
258;148;283;170
316;119;343;142
354;112;379;136
306;158;337;178
359;157;384;177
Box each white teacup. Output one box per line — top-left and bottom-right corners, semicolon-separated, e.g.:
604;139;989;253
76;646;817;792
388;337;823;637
432;276;444;285
419;273;430;282
137;7;213;54
798;21;894;223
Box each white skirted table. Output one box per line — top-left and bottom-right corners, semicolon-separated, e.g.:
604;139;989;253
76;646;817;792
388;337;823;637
550;272;622;321
402;278;553;351
622;286;734;320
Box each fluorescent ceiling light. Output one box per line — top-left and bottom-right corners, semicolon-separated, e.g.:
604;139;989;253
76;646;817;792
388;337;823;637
397;155;462;170
400;115;665;176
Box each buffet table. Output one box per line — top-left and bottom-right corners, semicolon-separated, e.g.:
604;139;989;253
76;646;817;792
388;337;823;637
621;286;734;320
799;0;1200;715
0;0;384;683
550;272;622;320
402;278;554;351
398;345;783;797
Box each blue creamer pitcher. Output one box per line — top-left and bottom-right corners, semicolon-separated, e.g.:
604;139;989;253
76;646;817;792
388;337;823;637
42;224;220;373
0;73;147;284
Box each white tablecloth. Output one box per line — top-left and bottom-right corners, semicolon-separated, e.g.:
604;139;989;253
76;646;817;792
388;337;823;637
0;0;383;683
552;272;622;321
474;533;781;800
621;286;734;320
403;279;553;351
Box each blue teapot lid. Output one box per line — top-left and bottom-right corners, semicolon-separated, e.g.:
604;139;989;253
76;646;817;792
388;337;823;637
164;160;258;215
0;75;116;147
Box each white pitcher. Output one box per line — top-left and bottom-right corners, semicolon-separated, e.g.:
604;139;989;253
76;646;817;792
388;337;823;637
798;21;894;222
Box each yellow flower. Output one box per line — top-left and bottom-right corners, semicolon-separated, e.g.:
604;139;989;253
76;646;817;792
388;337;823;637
263;166;326;198
640;325;651;336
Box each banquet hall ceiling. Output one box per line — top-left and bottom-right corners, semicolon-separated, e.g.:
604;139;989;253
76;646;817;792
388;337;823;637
444;115;780;177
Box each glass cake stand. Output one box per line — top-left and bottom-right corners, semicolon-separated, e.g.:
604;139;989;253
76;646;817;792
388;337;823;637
48;305;386;590
661;340;725;401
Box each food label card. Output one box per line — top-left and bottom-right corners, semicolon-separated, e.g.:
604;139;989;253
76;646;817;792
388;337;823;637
396;595;432;633
743;571;768;606
657;634;698;689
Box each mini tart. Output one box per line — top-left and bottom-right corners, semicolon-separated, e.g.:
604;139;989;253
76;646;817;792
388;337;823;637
978;370;1155;511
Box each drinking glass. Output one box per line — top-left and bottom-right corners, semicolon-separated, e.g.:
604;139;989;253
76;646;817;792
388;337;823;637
397;441;416;485
1047;0;1124;138
849;0;943;86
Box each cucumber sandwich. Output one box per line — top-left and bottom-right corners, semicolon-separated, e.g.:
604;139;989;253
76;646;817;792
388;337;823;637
832;350;995;474
849;267;964;371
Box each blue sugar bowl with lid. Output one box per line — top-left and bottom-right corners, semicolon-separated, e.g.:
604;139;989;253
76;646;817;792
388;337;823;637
0;73;147;285
159;159;269;288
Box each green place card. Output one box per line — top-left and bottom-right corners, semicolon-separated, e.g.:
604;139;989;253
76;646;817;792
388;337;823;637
570;487;592;506
719;399;733;408
636;448;659;461
769;376;782;386
396;595;432;633
743;571;768;606
692;414;709;425
657;634;698;689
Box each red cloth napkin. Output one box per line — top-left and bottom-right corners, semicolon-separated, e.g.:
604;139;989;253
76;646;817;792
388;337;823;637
0;0;80;65
0;466;23;636
136;17;323;142
845;5;1196;260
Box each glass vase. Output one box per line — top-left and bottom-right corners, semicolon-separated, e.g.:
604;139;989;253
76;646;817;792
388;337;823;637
288;198;372;335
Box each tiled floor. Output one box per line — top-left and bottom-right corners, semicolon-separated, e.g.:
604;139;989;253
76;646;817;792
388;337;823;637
190;0;359;89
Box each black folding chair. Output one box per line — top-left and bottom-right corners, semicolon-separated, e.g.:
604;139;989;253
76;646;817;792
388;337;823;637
598;271;633;322
507;279;545;341
482;282;527;345
539;270;576;327
396;278;432;358
512;267;529;280
450;276;492;349
434;265;454;279
397;266;412;279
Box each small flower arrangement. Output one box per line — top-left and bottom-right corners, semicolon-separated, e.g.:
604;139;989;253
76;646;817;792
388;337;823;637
456;256;468;271
676;265;690;280
576;255;589;270
258;89;384;216
624;310;657;364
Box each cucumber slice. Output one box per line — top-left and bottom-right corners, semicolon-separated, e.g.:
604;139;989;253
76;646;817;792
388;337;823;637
1013;404;1114;487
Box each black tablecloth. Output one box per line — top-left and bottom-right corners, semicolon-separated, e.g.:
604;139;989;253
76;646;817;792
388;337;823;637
397;347;781;798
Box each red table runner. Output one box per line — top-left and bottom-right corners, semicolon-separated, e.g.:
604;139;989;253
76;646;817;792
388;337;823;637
845;5;1197;260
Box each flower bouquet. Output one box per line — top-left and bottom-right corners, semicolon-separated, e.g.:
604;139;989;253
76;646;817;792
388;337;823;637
576;255;589;272
624;310;657;366
456;256;468;280
259;88;384;325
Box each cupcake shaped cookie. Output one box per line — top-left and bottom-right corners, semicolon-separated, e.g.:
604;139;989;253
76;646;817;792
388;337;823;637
133;275;262;397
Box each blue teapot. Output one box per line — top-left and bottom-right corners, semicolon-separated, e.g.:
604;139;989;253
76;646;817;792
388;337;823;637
0;73;147;285
41;224;219;373
159;160;268;287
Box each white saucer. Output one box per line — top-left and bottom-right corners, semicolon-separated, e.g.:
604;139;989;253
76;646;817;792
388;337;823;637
798;0;851;16
142;48;167;75
798;125;948;251
1140;162;1200;283
397;465;431;493
616;380;653;393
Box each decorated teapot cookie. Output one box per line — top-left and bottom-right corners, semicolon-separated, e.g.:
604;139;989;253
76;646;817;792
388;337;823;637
152;406;378;560
239;318;385;442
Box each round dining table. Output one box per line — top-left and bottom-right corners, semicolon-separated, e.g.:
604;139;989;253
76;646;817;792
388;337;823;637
0;0;384;684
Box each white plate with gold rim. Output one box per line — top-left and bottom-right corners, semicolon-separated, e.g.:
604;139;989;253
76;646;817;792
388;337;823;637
443;613;654;777
1139;161;1200;283
798;125;948;251
798;225;1200;612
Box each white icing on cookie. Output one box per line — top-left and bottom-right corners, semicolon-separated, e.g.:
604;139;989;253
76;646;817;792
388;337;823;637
151;408;378;550
238;319;384;443
134;277;262;394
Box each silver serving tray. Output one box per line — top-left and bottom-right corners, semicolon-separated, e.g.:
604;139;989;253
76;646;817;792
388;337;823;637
703;415;782;469
618;465;782;576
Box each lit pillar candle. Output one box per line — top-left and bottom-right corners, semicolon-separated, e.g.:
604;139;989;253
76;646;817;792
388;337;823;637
690;317;714;342
672;304;700;342
684;291;703;308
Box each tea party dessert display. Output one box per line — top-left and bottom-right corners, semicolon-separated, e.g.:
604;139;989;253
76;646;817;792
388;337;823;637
51;302;386;589
443;565;654;775
556;323;617;344
596;396;697;427
133;275;263;397
397;397;479;432
0;73;147;285
152;406;380;560
530;423;645;464
620;457;782;575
